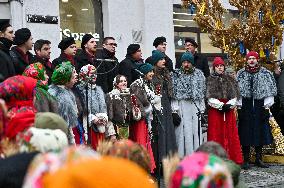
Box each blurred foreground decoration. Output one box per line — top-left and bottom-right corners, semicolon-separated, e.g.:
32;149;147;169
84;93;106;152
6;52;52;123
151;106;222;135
181;0;284;71
269;109;284;155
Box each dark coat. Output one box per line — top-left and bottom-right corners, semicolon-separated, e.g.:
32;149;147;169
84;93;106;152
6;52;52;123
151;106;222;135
238;98;273;146
279;70;284;107
94;48;118;93
30;55;53;84
151;68;177;163
145;53;173;72
52;53;75;70
176;52;210;77
118;55;142;87
0;38;15;80
74;50;95;72
10;46;33;75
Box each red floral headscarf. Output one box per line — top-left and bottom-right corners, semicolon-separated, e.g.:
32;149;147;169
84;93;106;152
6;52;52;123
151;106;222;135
0;75;38;114
23;63;48;90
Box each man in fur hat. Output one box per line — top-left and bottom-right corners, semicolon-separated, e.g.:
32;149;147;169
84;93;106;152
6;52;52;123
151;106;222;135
52;37;77;69
145;36;173;72
10;28;34;75
237;51;277;169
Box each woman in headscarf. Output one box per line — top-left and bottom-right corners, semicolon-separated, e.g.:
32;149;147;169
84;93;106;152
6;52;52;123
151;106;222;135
48;61;78;144
0;75;38;118
168;152;233;188
1;110;68;158
72;64;115;149
23;62;58;113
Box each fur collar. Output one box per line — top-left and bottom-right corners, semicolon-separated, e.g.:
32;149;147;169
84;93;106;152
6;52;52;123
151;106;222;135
172;68;205;100
206;73;240;99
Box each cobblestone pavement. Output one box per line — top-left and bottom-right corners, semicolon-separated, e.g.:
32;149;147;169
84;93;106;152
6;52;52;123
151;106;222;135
240;164;284;188
159;164;284;188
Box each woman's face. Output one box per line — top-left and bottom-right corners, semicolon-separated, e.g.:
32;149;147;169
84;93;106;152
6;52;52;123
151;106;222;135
116;76;127;90
214;65;225;75
156;58;166;68
145;70;154;81
65;69;78;88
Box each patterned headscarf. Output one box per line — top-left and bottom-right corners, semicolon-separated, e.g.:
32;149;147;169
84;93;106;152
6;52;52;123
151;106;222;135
23;63;48;90
170;152;233;188
51;61;74;85
79;64;97;84
0;75;38;113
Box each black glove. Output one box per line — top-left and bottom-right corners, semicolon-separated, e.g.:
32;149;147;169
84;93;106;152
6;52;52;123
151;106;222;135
172;113;181;127
263;108;270;119
221;104;232;112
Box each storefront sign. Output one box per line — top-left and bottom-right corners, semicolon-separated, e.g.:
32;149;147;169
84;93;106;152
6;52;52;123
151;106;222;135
60;28;100;41
26;14;58;24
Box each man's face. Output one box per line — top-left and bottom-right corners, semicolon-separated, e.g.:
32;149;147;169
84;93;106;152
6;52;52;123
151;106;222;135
85;38;97;54
0;26;15;41
247;56;258;67
156;42;167;53
132;48;142;61
103;39;117;53
184;42;196;54
182;61;193;70
36;44;51;59
64;44;77;56
25;36;33;50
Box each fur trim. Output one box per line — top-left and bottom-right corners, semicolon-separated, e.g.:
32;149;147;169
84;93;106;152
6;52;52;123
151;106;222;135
237;67;277;99
206;74;240;99
172;68;206;100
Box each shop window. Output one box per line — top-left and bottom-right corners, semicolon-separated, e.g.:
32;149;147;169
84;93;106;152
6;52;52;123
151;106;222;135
59;0;103;47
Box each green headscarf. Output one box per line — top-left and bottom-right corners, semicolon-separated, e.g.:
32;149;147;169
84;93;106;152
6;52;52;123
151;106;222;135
52;61;74;85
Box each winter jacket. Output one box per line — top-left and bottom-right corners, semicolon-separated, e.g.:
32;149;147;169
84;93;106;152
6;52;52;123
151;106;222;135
10;46;33;75
0;37;15;80
94;48;118;93
74;50;95;72
118;55;142;87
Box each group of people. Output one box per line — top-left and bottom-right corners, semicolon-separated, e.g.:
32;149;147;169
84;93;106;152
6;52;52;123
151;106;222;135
0;20;283;187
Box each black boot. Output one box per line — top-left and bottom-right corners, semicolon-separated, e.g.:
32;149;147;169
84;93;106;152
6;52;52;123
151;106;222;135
255;146;269;168
241;146;251;170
